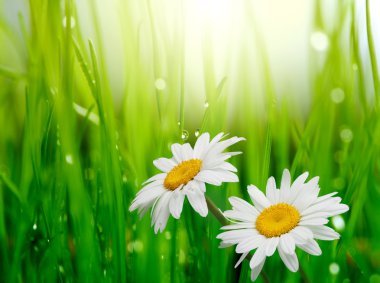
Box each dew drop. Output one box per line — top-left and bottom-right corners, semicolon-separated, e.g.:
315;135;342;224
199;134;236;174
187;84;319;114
330;88;345;104
133;240;143;252
155;78;166;90
164;231;172;240
65;154;74;165
329;262;340;275
32;223;37;230
310;31;329;52
62;16;76;29
177;121;181;127
122;175;128;183
340;128;353;143
195;129;200;137
181;130;189;141
204;101;209;108
332;215;345;231
58;265;65;273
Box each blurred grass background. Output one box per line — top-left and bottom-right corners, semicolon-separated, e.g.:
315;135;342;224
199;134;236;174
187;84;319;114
1;0;380;282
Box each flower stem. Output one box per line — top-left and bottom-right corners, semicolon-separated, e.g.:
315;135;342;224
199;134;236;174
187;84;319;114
205;196;270;283
206;196;228;226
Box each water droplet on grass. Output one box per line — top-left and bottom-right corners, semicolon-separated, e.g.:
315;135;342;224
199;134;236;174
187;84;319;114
133;240;143;252
65;154;74;165
310;31;329;52
181;130;189;141
204;101;209;108
195;129;200;137
329;262;340;275
340;128;353;143
332;215;345;231
58;265;65;273
32;223;37;230
330;88;345;104
122;175;128;183
165;231;172;240
155;78;166;90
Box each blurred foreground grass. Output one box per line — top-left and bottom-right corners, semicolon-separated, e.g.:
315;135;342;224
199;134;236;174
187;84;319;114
0;0;380;282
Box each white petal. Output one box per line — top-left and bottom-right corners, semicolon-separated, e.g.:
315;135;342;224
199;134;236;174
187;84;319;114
236;235;266;253
193;133;210;158
152;192;172;233
228;197;259;217
298;239;322;256
129;186;166;212
217;229;258;242
249;245;266;268
221;223;255;230
279;233;295;254
181;143;194;160
153;158;176;172
223;210;256;222
215;162;238;172
299;218;328;226
219;242;234;248
186;186;208;217
142;173;167;185
195;170;223;186
265;237;279;256
308;225;340;240
251;258;266;281
293;187;320;212
289;226;313;244
234;252;249;268
171;144;183;163
278;247;299;272
281;169;291;190
169;190;185;219
291;172;309;190
211;170;239;182
265;176;277;204
248;185;271;211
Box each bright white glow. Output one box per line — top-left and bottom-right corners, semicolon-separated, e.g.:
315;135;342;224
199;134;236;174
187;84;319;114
65;154;74;165
154;78;166;90
332;215;346;231
310;31;329;52
329;262;340;275
331;88;345;104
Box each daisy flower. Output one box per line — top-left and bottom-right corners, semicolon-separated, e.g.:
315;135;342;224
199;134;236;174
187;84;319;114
129;132;245;233
217;169;349;281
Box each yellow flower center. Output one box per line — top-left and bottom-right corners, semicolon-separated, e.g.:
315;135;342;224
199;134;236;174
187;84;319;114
255;203;300;238
163;159;202;190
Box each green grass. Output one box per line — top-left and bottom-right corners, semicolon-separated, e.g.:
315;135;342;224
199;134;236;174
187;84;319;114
1;0;380;282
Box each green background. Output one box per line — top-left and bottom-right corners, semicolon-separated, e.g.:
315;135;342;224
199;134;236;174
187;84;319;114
0;0;379;282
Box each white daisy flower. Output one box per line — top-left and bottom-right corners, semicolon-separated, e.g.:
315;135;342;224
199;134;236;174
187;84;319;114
217;169;349;281
129;132;245;233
